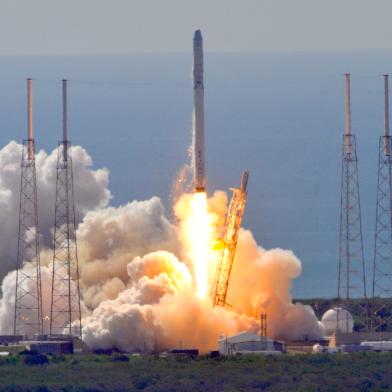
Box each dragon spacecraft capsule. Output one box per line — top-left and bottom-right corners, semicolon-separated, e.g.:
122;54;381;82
193;29;206;193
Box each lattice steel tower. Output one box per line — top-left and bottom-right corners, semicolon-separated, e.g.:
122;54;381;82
14;78;43;336
213;171;249;307
337;74;368;330
50;80;82;337
371;74;392;331
260;313;267;350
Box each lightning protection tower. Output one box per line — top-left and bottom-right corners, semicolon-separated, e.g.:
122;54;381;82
50;80;82;337
337;73;368;331
213;171;249;307
371;75;392;331
260;313;267;350
14;78;43;336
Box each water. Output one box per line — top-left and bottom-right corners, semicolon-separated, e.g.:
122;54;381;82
0;51;391;298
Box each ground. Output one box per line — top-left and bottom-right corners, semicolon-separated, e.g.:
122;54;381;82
0;352;391;391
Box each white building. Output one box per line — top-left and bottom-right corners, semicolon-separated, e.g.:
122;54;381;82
218;332;283;355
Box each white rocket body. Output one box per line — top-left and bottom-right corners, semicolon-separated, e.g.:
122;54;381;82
193;30;206;193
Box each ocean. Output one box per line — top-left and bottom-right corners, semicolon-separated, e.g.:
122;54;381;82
0;50;391;298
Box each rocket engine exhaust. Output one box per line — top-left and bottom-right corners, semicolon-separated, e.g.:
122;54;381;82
193;30;206;193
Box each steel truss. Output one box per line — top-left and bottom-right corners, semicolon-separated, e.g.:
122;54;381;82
371;136;392;331
50;141;82;337
213;172;249;307
338;134;368;331
14;139;43;336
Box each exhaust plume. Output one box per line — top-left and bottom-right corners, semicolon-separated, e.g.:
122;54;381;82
0;141;323;350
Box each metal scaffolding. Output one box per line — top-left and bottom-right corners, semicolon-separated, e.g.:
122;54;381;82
50;80;82;337
260;313;267;350
371;75;392;331
337;74;368;331
14;79;43;337
213;171;249;307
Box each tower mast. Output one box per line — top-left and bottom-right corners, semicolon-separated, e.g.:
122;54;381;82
337;74;368;331
50;80;82;337
371;74;392;331
14;78;43;337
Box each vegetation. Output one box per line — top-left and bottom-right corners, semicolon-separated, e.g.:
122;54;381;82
0;352;390;391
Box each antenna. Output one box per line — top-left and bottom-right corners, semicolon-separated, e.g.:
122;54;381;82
27;78;34;160
344;73;351;155
384;75;390;155
62;79;68;161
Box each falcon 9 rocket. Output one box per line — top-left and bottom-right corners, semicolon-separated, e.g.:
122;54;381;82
193;30;206;193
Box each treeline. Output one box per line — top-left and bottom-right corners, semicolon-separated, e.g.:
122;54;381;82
0;352;391;391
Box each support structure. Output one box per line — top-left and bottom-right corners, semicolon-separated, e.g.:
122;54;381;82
213;171;249;307
50;80;82;337
14;78;43;337
337;74;368;331
260;313;267;350
371;75;392;331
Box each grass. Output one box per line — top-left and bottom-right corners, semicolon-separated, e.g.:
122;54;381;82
0;352;391;391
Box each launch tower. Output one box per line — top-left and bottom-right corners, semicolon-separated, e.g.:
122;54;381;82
50;80;82;337
14;79;43;336
337;74;368;330
371;75;392;331
260;313;267;350
213;172;249;307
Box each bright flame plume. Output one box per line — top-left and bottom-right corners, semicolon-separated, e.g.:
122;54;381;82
180;192;212;298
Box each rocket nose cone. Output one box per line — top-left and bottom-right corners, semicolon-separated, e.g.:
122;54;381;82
193;30;202;40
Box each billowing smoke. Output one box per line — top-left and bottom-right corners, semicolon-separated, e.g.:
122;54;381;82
77;198;180;309
227;229;324;341
80;192;323;352
82;250;259;353
0;141;111;277
0;141;323;351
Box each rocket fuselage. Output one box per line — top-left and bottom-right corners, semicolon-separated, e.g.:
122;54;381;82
193;30;206;193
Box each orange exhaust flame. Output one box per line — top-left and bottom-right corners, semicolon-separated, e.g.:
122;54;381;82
175;191;215;299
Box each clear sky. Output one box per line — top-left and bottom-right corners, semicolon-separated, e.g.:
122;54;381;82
0;0;391;55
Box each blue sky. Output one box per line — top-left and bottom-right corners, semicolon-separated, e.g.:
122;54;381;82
0;0;391;54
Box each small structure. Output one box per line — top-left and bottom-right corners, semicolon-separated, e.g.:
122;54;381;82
361;341;392;351
286;339;329;354
27;340;73;355
329;331;392;347
0;335;91;355
218;332;284;355
169;349;198;358
0;335;23;345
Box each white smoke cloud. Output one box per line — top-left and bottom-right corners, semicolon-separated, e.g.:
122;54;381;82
80;193;324;352
77;198;180;308
82;250;258;353
0;141;323;351
0;141;111;278
227;229;324;341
